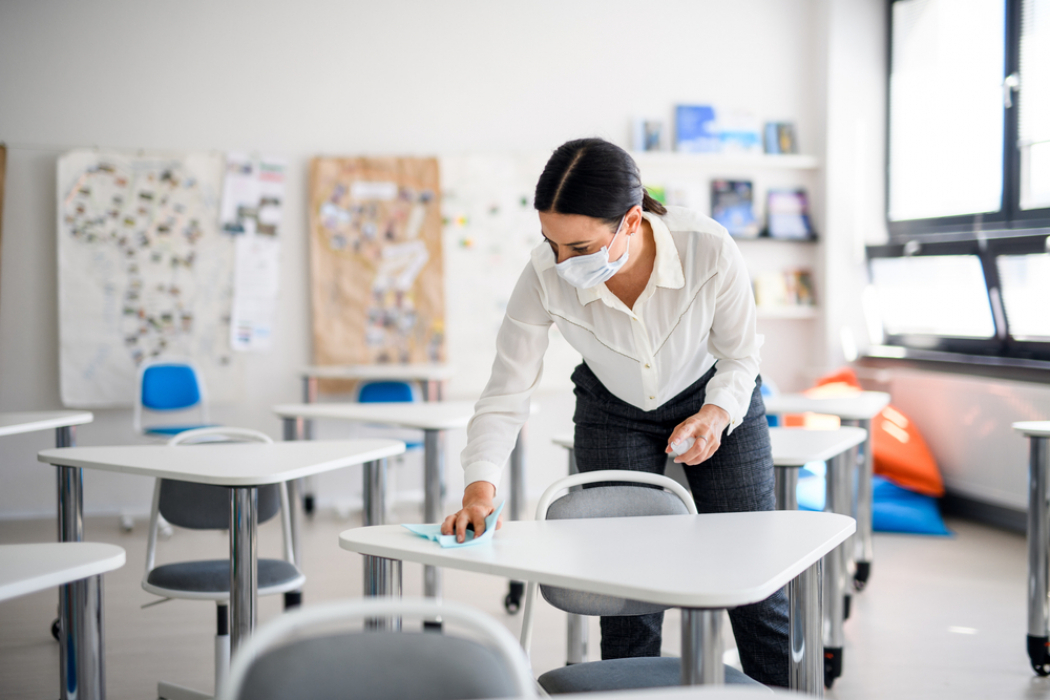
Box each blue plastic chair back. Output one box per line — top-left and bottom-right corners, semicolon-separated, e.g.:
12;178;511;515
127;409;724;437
760;382;779;427
359;381;415;403
142;364;202;411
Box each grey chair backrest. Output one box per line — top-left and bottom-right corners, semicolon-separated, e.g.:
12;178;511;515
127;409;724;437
540;484;690;616
159;427;280;529
238;632;519;700
220;598;537;700
158;480;281;530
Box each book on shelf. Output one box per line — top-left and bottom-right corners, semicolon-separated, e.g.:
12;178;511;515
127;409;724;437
752;269;816;310
766;188;814;239
632;118;666;152
711;179;760;238
674;105;720;153
763;122;798;154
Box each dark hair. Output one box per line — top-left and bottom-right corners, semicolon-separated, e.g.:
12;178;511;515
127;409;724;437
534;138;667;226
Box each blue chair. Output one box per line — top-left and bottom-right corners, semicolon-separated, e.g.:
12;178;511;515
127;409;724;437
134;358;218;437
357;381;425;453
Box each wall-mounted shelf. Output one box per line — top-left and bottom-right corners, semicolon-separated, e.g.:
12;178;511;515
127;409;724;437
733;236;819;244
632;152;820;171
756;306;819;320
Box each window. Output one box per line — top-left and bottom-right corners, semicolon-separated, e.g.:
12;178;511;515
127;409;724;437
887;0;1050;235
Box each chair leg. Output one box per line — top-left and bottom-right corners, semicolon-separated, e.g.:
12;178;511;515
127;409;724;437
215;603;230;694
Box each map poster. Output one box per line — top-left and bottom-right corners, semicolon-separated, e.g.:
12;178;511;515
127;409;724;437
57;149;242;407
308;157;445;391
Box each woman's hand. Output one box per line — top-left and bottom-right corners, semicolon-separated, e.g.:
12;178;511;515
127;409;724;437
441;481;503;543
665;404;731;465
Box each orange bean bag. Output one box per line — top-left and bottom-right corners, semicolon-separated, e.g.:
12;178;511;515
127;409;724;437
805;368;944;498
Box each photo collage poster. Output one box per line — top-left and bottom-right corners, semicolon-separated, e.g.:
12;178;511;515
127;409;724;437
308;157;445;387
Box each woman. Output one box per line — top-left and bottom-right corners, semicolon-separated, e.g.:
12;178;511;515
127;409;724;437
441;137;788;687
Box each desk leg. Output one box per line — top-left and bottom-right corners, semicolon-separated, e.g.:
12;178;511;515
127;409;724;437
775;466;799;511
847;418;874;590
504;426;527;615
229;487;258;657
789;559;824;695
423;429;444;602
281;418;304;610
55;456;105;700
1027;436;1050;675
680;609;724;685
564;447;588;665
823;452;849;687
301;376;317;515
364;556;403;630
361;459;387;597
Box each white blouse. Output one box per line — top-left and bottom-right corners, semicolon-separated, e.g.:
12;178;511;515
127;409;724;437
462;206;762;488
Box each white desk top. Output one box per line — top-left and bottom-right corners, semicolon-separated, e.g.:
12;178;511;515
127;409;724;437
763;391;890;420
1014;421;1050;438
553;428;866;467
553;434;574;450
38;439;406;487
524;687;794;700
769;427;867;467
0;543;126;602
0;411;94;438
273;400;477;431
302;364;456;381
340;511;854;609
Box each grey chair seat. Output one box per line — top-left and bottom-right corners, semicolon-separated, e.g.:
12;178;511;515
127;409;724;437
537;657;765;694
238;631;520;700
147;558;301;594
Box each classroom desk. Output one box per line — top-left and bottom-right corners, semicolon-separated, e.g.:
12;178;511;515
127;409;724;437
273;401;473;603
551;426;866;683
506;686;797;700
769;425;866;687
763;392;890;591
341;511;855;693
0;543;126;700
295;364;455;520
1015;421;1050;676
38;439;405;660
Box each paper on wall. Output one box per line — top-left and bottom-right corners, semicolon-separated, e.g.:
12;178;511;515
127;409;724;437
222;153;286;352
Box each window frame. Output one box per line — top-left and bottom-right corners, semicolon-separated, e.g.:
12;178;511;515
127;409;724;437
885;0;1050;238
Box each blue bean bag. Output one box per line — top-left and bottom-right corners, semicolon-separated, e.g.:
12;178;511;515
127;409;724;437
797;466;951;537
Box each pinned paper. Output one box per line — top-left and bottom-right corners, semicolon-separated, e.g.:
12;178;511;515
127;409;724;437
403;501;505;548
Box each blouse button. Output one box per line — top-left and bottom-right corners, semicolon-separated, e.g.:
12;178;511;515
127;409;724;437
644;363;651;369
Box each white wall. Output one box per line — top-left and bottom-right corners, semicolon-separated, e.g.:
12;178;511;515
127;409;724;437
0;0;848;518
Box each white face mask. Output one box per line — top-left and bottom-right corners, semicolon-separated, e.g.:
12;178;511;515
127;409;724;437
554;214;630;289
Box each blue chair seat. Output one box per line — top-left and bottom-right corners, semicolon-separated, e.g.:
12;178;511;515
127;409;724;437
147;558;302;594
143;424;220;437
538;657;763;694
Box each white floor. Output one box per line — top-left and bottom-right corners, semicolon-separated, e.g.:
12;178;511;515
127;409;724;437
1;506;1048;700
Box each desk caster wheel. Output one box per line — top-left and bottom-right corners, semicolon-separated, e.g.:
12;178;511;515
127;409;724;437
303;494;315;517
824;647;842;688
854;561;870;591
844;593;852;620
51;617;60;641
1029;635;1050;676
504;581;524;614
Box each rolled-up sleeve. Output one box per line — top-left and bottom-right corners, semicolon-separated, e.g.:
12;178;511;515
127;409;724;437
461;263;552;488
702;234;762;433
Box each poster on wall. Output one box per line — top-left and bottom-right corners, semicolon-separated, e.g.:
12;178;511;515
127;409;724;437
307;157;446;381
57;149;243;407
221;152;286;352
439;153;583;396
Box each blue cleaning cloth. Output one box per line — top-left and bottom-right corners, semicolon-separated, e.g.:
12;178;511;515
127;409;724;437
402;501;505;548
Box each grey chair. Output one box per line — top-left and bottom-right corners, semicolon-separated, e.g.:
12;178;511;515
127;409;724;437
218;597;538;700
519;470;765;693
142;427;305;700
